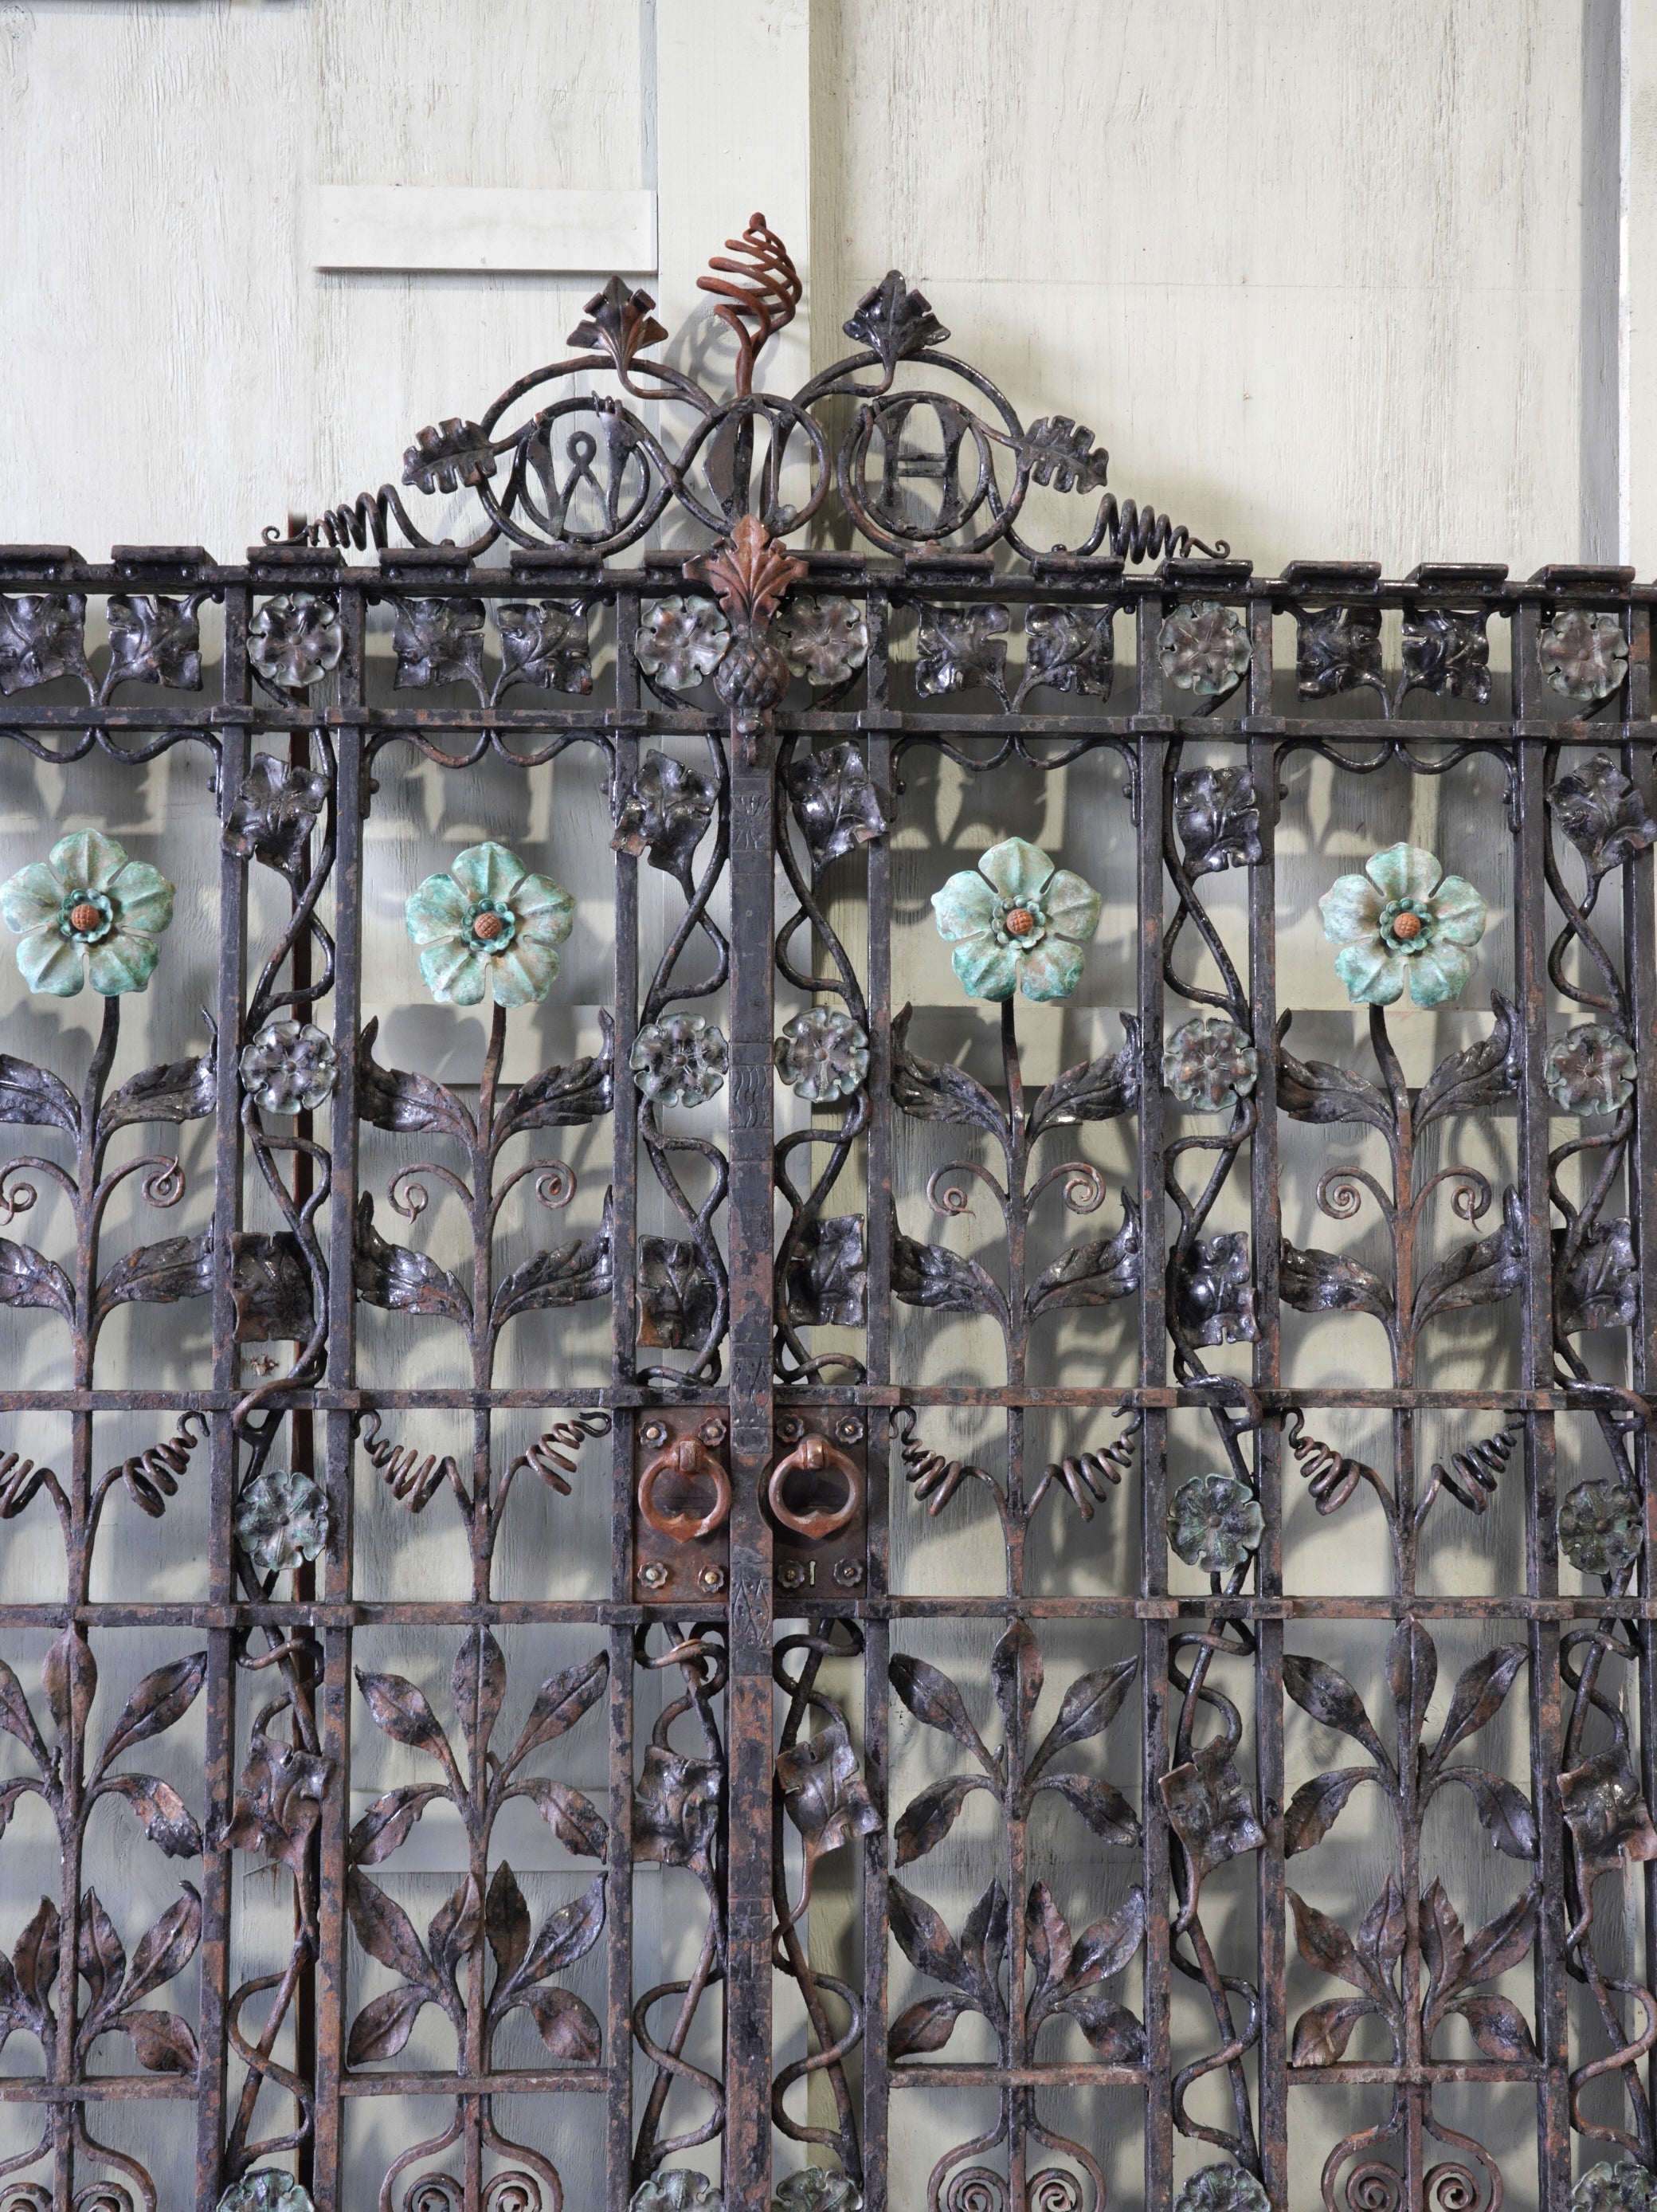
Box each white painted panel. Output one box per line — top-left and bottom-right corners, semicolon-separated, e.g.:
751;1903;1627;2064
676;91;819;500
813;0;1596;577
306;184;656;273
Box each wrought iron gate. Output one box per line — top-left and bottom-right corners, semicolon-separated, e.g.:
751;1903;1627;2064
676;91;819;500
0;214;1655;2212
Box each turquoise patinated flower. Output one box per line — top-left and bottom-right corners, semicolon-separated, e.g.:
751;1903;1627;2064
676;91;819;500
931;835;1101;1003
1;828;174;997
405;841;574;1008
1318;841;1486;1010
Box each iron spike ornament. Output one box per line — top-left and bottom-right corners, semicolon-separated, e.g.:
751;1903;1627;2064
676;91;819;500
3;208;1657;2212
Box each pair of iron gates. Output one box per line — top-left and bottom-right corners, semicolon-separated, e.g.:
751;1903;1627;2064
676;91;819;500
0;216;1653;2212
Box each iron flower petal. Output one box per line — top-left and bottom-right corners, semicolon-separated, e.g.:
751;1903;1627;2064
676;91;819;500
1558;1480;1642;1579
235;1469;331;1578
631;1014;729;1107
635;595;731;690
1545;1023;1637;1116
1164;1018;1259;1110
1173;2166;1271;2212
1538;610;1628;702
217;2175;315;2212
1166;1473;1263;1574
774;1010;869;1102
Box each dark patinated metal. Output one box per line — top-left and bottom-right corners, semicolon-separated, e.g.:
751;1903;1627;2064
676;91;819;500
0;210;1654;2212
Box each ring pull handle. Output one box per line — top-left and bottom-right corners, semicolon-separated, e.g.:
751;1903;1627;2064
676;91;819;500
637;1439;732;1543
766;1433;864;1543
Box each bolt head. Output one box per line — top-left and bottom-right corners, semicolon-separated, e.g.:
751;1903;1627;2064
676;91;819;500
641;1421;668;1446
697;1564;727;1594
832;1558;864;1586
699;1417;727;1448
777;1415;804;1443
777;1560;807;1591
836;1415;864;1444
639;1560;669;1590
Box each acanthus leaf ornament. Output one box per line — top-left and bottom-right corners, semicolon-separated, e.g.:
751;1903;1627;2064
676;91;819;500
840;266;950;369
684;512;809;753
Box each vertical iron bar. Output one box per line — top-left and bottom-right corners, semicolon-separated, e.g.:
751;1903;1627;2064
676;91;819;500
1624;603;1657;2170
312;586;365;2208
196;612;250;2210
1514;618;1571;2207
609;615;642;2212
1247;678;1287;2201
861;659;893;2212
726;724;777;2210
1134;593;1173;2206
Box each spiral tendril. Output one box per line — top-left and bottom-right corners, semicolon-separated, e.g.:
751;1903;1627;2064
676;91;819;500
696;212;803;394
103;1411;210;1520
507;1412;612;1496
533;1163;577;1210
358;1412;461;1513
1317;1171;1366;1222
1059;1161;1106;1216
926;1166;976;1218
1287;1414;1382;1517
0;1449;58;1520
0;1173;36;1226
1450;1176;1492;1224
141;1158;186;1209
1038;1418;1139;1523
893;1410;990;1516
1429;1426;1517;1516
1083;492;1228;563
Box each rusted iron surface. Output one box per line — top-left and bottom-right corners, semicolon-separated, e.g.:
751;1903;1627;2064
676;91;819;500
0;214;1652;2212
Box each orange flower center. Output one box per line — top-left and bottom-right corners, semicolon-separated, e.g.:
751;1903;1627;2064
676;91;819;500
1390;911;1423;942
69;902;103;934
472;911;507;943
1005;906;1037;938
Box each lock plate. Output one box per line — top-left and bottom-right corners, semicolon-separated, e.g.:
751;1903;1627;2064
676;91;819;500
769;1409;869;1606
633;1407;731;1604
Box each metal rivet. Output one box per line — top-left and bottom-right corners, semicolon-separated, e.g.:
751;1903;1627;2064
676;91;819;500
832;1558;864;1587
641;1421;668;1447
697;1564;727;1594
777;1560;807;1591
776;1415;804;1443
639;1561;669;1591
836;1414;864;1445
699;1417;727;1447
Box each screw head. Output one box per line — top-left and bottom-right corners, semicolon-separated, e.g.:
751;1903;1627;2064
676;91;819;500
641;1421;669;1447
639;1560;669;1591
832;1558;864;1587
697;1564;727;1594
776;1415;805;1444
836;1414;864;1445
699;1417;727;1448
777;1560;807;1591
